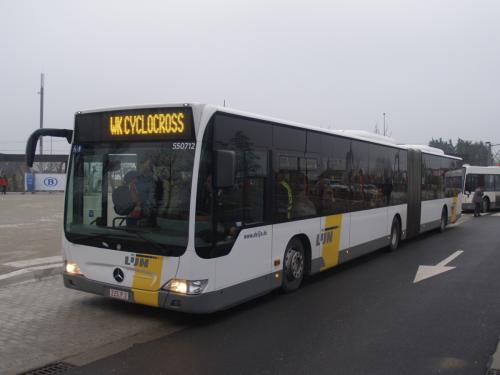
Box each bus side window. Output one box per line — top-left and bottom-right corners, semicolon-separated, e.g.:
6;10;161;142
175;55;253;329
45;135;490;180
486;174;495;191
275;155;297;220
495;175;500;192
319;135;350;215
272;126;306;221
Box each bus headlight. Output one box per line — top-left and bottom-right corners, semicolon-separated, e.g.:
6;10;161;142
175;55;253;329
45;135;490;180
65;261;82;275
163;279;208;295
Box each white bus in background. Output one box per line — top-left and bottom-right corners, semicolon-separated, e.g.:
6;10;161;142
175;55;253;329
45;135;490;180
462;165;500;212
26;104;463;314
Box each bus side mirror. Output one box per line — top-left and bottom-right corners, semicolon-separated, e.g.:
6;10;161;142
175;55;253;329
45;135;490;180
215;150;236;188
26;128;73;167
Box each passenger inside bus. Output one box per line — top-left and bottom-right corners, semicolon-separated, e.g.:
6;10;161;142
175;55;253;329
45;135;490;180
321;187;336;214
292;175;316;218
276;172;293;220
112;155;159;227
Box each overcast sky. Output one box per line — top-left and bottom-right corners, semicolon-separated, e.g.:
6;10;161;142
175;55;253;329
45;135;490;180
1;0;499;153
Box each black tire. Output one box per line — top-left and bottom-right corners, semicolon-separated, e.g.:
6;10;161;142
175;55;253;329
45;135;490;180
439;208;447;233
282;238;305;293
482;198;490;213
388;217;401;252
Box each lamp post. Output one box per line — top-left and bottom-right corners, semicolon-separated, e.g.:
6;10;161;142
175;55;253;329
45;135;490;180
485;142;500;165
383;112;386;136
37;73;44;155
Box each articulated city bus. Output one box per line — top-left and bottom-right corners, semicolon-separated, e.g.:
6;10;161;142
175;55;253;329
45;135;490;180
26;104;463;313
462;165;500;212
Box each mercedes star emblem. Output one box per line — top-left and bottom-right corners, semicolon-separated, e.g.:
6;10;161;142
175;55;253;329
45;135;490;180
113;268;125;283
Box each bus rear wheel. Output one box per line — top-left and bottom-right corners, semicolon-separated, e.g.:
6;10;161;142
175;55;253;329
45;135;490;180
282;238;305;293
388;217;401;252
482;198;490;213
439;208;448;233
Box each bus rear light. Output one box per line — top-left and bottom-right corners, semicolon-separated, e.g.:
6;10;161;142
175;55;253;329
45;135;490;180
65;261;82;275
163;279;208;295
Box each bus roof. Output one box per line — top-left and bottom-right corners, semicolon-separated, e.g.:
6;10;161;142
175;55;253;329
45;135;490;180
76;103;461;160
463;165;500;174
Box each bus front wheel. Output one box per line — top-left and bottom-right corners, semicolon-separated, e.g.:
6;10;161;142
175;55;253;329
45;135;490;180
282;238;305;293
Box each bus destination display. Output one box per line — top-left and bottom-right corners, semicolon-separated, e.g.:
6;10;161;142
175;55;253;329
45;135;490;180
109;112;185;136
75;107;194;142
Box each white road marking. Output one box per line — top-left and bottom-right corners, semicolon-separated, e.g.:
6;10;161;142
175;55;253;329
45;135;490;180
413;250;464;283
450;216;468;226
0;223;32;229
4;256;63;268
0;263;63;281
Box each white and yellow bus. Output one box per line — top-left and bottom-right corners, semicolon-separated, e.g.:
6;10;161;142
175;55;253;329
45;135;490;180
26;104;463;313
462;165;500;212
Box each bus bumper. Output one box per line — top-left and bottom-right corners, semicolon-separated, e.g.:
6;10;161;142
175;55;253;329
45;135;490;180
63;272;279;314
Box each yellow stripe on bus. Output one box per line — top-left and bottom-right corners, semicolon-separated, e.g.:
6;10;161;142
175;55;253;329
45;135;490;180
451;195;458;223
133;289;160;307
132;255;164;307
320;214;343;271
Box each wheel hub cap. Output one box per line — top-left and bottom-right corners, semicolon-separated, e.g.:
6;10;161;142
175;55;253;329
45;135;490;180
285;248;304;280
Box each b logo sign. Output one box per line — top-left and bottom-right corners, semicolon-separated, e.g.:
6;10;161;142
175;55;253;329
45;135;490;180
43;177;58;187
34;173;65;191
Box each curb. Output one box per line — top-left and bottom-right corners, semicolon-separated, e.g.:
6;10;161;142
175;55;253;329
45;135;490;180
0;266;62;289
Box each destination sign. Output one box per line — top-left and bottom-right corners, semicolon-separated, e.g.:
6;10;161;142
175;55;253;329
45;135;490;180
109;112;185;136
75;107;194;142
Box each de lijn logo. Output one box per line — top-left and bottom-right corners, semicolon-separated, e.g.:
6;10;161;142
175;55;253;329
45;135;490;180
124;254;149;268
43;177;58;187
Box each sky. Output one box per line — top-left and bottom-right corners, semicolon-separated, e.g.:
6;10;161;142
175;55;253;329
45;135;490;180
1;0;499;154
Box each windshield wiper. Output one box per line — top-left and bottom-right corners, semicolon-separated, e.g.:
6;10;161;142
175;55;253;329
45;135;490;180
68;228;175;256
109;227;173;256
68;232;129;245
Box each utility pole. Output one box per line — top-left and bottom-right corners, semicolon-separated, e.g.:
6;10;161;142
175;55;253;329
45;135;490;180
38;73;44;155
383;112;387;136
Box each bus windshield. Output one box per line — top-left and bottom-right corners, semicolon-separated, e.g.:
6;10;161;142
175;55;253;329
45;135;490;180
65;141;195;256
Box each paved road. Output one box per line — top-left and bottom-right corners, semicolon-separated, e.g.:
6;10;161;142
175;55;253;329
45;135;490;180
1;202;499;375
0;193;63;275
62;213;500;375
0;277;190;374
0;194;192;375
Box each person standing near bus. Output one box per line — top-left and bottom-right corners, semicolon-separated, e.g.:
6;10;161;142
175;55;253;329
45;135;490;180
0;175;7;194
473;185;484;217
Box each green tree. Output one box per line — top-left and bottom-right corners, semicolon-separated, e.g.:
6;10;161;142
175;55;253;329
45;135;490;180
428;138;493;166
429;138;456;156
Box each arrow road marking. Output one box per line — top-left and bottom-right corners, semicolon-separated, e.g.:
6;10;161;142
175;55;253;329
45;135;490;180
413;250;464;283
4;256;63;268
